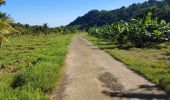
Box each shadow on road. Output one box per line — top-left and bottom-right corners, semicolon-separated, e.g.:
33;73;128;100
102;85;170;100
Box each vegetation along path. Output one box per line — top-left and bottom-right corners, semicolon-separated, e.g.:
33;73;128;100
51;35;170;100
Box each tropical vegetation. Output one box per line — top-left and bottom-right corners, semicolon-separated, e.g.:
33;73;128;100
82;1;170;94
12;23;78;36
0;0;76;99
0;0;170;99
0;0;17;47
69;0;170;29
88;12;170;48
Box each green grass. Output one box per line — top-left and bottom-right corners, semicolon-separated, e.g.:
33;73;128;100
0;34;73;100
84;33;170;93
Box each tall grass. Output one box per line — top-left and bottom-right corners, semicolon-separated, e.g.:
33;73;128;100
0;34;73;100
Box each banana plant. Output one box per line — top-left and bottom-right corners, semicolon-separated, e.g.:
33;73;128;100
88;12;170;48
144;12;152;25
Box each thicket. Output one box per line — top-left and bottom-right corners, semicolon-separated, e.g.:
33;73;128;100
88;12;170;48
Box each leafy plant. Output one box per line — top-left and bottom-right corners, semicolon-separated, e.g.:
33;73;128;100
88;12;170;48
0;0;17;47
0;18;17;47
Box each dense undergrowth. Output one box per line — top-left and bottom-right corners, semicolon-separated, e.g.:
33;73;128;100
0;34;73;100
84;33;170;93
88;12;170;48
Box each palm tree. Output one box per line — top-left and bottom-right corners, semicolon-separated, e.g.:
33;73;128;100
0;18;17;47
0;0;17;47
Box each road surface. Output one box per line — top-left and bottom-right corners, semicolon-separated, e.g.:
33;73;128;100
50;35;170;100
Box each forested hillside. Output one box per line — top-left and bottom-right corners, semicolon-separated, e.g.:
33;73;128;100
69;0;170;29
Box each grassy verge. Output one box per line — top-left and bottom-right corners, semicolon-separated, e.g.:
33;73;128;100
0;34;73;99
84;33;170;93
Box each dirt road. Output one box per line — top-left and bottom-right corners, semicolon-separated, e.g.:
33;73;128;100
51;35;170;100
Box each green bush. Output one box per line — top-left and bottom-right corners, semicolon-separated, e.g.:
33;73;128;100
88;12;170;48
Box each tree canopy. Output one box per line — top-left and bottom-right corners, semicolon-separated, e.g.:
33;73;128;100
69;0;170;29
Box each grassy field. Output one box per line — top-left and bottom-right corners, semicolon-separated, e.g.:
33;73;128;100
84;33;170;93
0;34;73;100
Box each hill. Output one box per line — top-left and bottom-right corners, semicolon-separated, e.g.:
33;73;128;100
68;0;170;29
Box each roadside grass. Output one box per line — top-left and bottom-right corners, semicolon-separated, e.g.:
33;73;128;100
84;33;170;93
0;34;73;100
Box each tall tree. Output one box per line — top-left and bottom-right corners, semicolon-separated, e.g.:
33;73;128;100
0;0;16;47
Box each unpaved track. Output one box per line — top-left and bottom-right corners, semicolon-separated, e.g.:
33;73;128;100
51;35;170;100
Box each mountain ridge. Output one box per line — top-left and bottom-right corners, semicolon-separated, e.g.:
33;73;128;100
68;0;170;29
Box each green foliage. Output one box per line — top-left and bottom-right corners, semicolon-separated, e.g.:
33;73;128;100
12;23;78;36
0;34;73;99
69;0;170;29
12;23;51;36
54;26;78;35
88;12;170;48
160;76;170;93
42;23;49;36
0;0;17;47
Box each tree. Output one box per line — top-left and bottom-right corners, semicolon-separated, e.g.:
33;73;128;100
42;23;48;36
148;0;157;4
0;0;17;47
69;0;170;28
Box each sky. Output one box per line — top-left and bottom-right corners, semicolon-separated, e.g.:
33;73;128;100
0;0;147;27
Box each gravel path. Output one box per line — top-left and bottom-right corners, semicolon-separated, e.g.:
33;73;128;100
51;35;170;100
